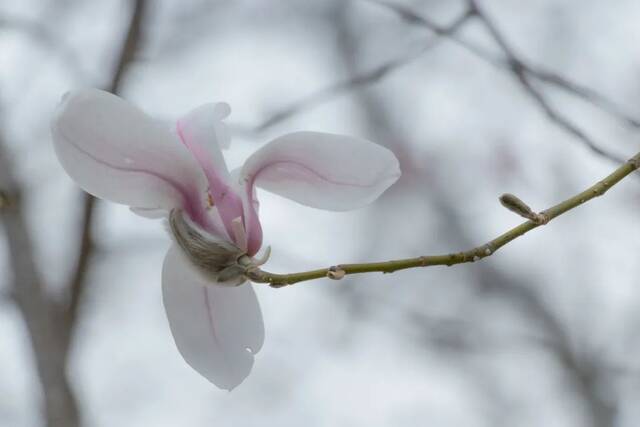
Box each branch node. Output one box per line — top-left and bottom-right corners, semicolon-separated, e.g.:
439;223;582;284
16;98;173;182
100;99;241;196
269;282;289;289
327;266;346;280
535;213;550;225
0;191;8;209
0;190;19;210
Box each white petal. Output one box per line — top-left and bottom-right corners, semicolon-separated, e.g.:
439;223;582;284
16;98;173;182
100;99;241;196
162;245;264;390
177;103;247;241
51;88;207;211
130;207;167;219
241;131;401;211
177;103;232;175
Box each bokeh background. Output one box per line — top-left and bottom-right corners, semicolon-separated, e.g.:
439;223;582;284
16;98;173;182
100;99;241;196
2;0;640;426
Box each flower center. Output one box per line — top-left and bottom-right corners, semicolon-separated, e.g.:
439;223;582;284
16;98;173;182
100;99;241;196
168;209;269;286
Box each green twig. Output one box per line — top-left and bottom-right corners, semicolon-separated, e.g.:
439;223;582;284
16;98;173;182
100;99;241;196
248;152;640;287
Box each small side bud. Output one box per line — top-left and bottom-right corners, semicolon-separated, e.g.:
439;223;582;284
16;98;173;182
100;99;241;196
499;193;534;218
327;266;346;280
499;193;546;224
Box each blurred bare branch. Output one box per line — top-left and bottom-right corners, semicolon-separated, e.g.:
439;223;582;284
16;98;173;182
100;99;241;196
0;16;88;82
365;0;640;130
465;0;624;164
0;1;148;426
255;0;630;164
106;0;147;94
255;6;473;132
364;0;637;164
61;0;148;349
0;131;80;427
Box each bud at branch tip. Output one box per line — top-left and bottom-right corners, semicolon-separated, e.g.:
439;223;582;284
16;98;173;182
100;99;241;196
499;193;547;224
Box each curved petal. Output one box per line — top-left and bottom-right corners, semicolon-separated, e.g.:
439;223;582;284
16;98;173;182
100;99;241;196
229;168;262;256
240;131;401;211
51;89;210;225
162;245;264;390
176;103;231;177
177;103;245;245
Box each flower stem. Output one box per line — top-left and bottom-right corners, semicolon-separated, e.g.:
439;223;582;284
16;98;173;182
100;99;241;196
248;152;640;287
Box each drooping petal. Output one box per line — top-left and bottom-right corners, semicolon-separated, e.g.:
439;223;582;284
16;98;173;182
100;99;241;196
162;245;264;390
51;89;209;224
240;131;401;211
177;103;245;245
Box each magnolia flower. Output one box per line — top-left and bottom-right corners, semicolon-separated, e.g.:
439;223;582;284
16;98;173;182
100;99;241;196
51;88;401;390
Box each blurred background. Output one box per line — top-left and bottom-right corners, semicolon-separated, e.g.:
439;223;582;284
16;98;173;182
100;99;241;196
2;0;640;426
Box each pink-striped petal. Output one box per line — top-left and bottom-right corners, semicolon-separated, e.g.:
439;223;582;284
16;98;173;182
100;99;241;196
240;131;401;211
177;104;246;245
51;89;210;226
162;245;264;390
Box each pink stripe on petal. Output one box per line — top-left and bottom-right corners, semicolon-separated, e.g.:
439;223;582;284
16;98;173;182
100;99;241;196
51;89;216;223
58;122;207;224
240;131;401;212
162;245;264;390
